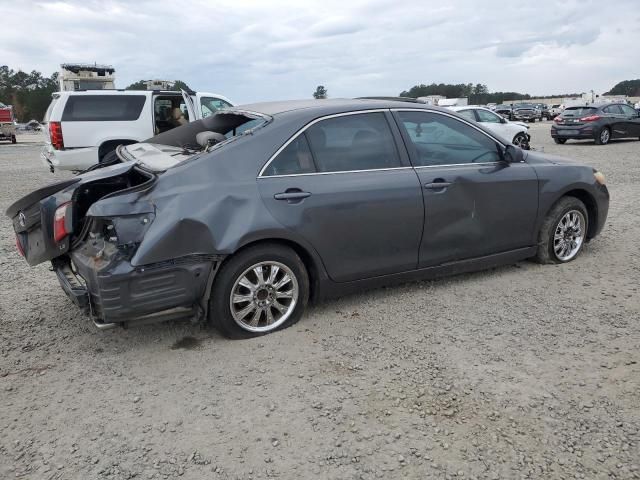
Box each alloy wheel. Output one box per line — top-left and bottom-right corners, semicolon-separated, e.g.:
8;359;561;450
229;261;299;333
599;128;610;144
553;210;586;261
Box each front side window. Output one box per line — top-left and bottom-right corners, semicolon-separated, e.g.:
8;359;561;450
62;95;146;121
619;104;637;116
305;112;400;172
476;109;502;123
397;111;502;167
200;97;233;118
603;105;622;114
262;135;316;176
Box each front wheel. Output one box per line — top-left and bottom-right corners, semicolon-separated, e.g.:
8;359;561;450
512;132;529;150
534;197;588;264
554;138;567;144
208;243;309;339
11;135;16;144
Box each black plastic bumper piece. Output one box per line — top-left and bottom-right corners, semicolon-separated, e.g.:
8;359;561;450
67;251;223;325
53;259;90;311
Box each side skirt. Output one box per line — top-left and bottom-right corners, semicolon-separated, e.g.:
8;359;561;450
316;246;537;301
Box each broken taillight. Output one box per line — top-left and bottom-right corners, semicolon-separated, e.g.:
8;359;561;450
53;202;72;243
49;121;64;150
15;236;24;256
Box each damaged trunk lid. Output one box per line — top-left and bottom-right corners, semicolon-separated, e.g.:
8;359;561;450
6;161;156;266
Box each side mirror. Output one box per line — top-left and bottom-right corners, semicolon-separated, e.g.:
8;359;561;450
503;144;524;163
500;117;507;124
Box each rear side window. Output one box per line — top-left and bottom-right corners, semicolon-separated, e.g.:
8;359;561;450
62;95;146;121
262;135;316;176
305;113;400;173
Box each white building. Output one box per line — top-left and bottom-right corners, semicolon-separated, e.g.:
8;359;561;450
59;64;116;91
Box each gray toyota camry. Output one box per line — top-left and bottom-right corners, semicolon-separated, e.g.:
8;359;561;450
7;99;609;338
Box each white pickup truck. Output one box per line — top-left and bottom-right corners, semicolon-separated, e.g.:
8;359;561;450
42;89;233;172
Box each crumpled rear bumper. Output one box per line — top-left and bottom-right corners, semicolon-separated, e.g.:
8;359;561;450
53;251;224;327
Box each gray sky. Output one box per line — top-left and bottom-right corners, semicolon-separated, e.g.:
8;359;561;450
3;0;639;103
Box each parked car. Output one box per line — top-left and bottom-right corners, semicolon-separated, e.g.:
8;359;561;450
512;104;541;122
7;99;609;338
536;104;553;120
549;104;563;118
494;104;513;119
551;103;640;145
448;105;531;149
42;89;234;172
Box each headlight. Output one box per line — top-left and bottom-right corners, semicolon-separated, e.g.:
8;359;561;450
593;171;606;185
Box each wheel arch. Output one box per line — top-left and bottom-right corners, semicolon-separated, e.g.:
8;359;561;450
552;189;599;239
222;237;328;303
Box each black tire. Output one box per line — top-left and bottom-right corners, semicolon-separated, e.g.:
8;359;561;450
512;132;529;150
594;127;610;145
554;138;567;144
208;243;309;339
11;135;16;144
534;197;588;264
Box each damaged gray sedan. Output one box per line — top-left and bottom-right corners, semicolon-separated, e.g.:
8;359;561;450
7;99;609;338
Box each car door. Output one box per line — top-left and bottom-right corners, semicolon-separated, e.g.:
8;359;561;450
619;104;640;137
602;104;628;138
393;109;539;268
258;111;424;282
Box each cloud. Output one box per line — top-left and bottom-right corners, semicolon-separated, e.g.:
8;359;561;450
1;0;639;103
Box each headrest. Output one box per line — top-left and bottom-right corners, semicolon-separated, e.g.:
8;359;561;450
353;130;377;146
196;131;227;148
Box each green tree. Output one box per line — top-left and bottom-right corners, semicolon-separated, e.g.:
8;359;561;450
605;79;640;96
313;85;327;99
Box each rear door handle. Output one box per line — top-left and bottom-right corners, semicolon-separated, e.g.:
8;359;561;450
274;191;311;202
423;182;452;190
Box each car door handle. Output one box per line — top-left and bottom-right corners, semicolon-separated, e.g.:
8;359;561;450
423;181;452;190
274;190;311;201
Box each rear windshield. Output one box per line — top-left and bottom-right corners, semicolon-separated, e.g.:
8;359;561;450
563;107;597;116
62;95;146;122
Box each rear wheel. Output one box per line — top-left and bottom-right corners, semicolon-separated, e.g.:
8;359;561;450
595;127;610;145
554;138;567;144
208;243;309;339
534;197;588;264
11;135;16;144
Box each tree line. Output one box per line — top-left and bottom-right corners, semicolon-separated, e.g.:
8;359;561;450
398;83;584;105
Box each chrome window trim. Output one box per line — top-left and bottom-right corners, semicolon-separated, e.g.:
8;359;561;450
258;166;413;179
413;162;501;169
257;109;395;178
257;107;516;179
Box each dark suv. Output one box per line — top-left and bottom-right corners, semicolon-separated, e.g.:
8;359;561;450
551;103;640;145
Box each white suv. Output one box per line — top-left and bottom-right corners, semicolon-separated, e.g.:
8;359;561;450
42;89;233;172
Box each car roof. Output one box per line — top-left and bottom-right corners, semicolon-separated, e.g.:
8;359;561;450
234;98;451;117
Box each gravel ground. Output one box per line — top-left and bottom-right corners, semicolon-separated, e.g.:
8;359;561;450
1;125;638;480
